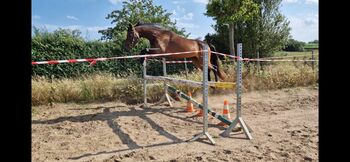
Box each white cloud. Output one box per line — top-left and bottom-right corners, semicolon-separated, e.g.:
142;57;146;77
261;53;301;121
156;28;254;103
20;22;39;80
287;14;318;42
172;10;177;16
108;0;123;5
173;0;187;4
176;22;199;29
32;24;113;40
176;5;185;12
283;0;298;3
43;24;111;32
305;0;318;5
32;15;41;19
193;0;208;4
66;15;78;21
182;13;194;20
171;12;194;22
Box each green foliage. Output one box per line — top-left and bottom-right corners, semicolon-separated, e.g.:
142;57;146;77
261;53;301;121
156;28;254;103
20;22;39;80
32;27;143;78
205;0;291;58
304;43;318;49
98;0;188;42
32;27;195;78
206;0;259;23
283;39;306;52
308;40;318;44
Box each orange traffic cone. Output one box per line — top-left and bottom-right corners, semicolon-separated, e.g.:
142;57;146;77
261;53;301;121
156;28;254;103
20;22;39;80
186;92;194;112
218;99;231;126
195;109;203;117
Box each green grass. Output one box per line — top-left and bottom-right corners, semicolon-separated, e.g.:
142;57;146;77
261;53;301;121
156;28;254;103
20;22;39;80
304;43;319;49
272;50;319;57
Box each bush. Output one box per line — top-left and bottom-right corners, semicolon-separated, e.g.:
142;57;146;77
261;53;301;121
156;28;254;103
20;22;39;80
283;39;306;52
32;27;195;78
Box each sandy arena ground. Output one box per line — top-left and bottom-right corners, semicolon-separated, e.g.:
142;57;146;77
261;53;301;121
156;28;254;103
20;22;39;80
32;86;318;161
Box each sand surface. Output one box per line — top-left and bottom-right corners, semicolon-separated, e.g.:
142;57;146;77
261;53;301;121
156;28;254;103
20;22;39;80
32;86;318;161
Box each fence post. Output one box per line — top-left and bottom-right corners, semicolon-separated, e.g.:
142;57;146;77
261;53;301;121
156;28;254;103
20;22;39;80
143;58;148;108
184;58;189;79
311;50;315;70
257;51;260;72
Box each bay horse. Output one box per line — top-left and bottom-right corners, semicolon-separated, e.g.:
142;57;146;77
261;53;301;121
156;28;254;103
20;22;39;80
124;22;226;82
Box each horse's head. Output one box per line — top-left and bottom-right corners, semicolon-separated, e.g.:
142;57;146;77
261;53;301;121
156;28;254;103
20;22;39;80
124;23;140;51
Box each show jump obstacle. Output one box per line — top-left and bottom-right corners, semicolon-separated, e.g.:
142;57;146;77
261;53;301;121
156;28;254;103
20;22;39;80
142;43;253;144
32;43;256;143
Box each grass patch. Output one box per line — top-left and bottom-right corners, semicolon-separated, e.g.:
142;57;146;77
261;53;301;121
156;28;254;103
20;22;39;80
32;62;318;106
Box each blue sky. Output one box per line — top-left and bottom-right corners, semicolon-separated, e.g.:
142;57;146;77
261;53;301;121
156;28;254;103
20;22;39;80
32;0;318;42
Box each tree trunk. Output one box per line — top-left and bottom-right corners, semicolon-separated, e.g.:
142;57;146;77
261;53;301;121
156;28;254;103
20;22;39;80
229;23;235;56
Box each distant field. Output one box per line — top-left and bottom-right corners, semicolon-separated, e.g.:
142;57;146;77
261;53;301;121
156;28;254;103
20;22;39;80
273;50;318;58
304;43;319;49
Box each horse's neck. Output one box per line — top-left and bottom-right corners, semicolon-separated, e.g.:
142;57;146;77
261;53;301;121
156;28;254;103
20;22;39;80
135;27;171;52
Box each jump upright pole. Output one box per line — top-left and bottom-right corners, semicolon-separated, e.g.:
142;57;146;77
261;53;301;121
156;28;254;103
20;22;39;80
143;58;148;108
221;43;253;139
156;58;174;106
188;44;215;145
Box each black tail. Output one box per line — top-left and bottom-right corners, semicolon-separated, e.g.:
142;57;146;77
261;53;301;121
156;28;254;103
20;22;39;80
209;43;226;81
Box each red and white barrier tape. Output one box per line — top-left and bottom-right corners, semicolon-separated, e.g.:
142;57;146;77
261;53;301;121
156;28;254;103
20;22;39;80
166;60;192;64
261;54;317;59
32;50;205;65
146;58;192;64
32;50;318;65
211;51;318;62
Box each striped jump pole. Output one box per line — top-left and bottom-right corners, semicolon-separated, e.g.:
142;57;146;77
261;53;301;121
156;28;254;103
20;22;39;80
167;85;232;126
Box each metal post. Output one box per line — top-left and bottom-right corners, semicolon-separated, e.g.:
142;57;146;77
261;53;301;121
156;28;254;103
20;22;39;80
156;58;174;106
202;49;210;133
188;44;215;145
184;58;190;95
236;44;243;117
143;58;148;108
257;51;260;72
221;43;253;140
163;58;173;106
184;58;189;79
311;50;314;70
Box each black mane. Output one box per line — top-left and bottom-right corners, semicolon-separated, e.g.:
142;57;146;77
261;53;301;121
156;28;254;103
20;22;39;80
135;22;167;30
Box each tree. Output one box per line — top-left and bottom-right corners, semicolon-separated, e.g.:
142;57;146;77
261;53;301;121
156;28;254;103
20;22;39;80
283;39;306;52
206;0;259;56
205;0;291;58
308;40;318;44
98;0;188;51
241;0;291;57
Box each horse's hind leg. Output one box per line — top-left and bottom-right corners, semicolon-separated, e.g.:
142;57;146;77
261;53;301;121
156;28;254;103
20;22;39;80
208;64;219;82
192;57;212;81
191;58;202;71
